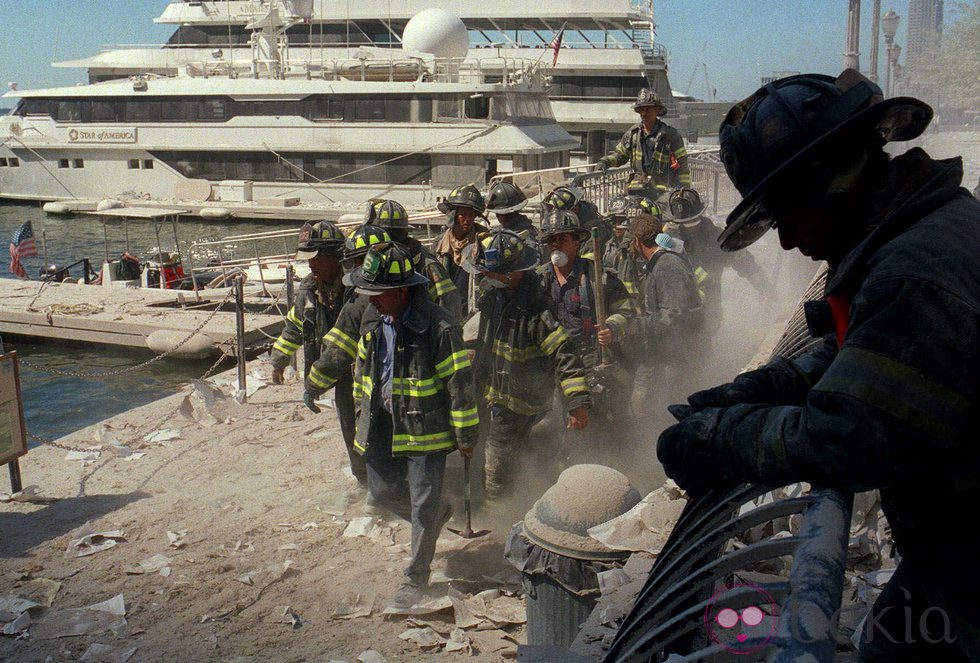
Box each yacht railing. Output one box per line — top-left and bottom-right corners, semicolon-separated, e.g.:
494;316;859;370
186;227;304;293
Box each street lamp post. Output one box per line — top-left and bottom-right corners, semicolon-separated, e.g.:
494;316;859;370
891;44;903;95
881;9;900;96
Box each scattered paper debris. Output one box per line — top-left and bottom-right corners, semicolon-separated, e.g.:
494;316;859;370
356;650;385;663
78;642;138;663
277;605;301;629
18;578;62;607
399;626;447;650
2;612;30;636
236;573;255;586
0;596;40;615
144;429;182;444
587;481;688;555
330;592;375;620
446;627;473;654
65;450;100;462
30;595;127;640
278;543;299;551
342;517;394;545
0;485;58;504
301;522;319;531
86;594;126;617
449;588;526;629
124;554;172;577
381;594;453;617
122;453;146;462
68;531;126;558
166;530;188;549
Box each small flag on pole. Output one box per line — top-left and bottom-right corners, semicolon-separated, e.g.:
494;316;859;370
550;28;565;67
9;220;38;279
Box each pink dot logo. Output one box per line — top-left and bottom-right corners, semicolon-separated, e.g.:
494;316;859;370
703;583;779;654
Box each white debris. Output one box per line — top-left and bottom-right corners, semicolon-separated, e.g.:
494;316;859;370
399;626;447;650
330;592;375;620
144;429;181;444
86;594;126;617
2;611;30;635
381;595;453;617
166;530;188;549
0;485;56;504
78;643;138;663
123;554;172;576
587;481;688;555
356;651;385;663
68;530;126;558
448;588;526;629
342;517;394;545
65;450;100;462
122;453;146;462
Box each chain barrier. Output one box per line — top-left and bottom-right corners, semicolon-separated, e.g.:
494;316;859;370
19;287;237;378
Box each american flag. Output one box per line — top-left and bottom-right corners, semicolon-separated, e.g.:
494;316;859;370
9;220;38;279
550;28;565;67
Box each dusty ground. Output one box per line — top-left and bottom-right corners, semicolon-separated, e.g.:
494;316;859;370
0;364;551;663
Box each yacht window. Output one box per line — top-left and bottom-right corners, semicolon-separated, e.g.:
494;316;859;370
161;100;191;121
465;95;490;120
350;100;386;122
385;99;411;123
126;101;162;122
58;159;70;169
311;98;343;121
72;159;84;169
435;96;461;122
142;159;154;169
0;158;7;167
414;96;433;123
200;99;227;121
128;159;140;169
90;101;117;122
57;101;81;123
387;155;432;185
20;100;52;117
9;158;18;167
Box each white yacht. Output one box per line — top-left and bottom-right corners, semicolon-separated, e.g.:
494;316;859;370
0;4;577;212
51;0;675;164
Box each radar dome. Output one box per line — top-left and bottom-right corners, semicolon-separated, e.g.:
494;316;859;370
402;9;469;58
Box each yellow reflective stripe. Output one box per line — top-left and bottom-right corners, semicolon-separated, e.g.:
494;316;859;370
357;334;370;361
673;146;688;158
392;376;443;397
540;327;570;356
432;278;457;296
435;350;471;378
679;173;692;185
450;407;480;428
325;327;357;360
308;365;337;389
392;431;456;453
355;375;373;397
694;267;708;284
352;378;364;399
560;376;588;396
286;307;303;327
492;340;545;362
273;337;301;355
485;387;546;416
624;281;638;296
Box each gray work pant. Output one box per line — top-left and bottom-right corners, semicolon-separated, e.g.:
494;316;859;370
484;405;540;499
363;413;448;585
334;371;366;482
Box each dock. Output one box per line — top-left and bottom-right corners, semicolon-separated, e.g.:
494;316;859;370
0;278;284;355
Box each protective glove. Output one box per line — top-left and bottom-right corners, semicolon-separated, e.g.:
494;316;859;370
595;159;609;172
656;408;742;496
687;359;794;409
303;390;321;414
271;366;285;385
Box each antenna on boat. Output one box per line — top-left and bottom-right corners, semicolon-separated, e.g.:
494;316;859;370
226;0;234;76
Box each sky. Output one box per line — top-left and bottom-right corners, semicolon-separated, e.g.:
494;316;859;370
0;1;920;101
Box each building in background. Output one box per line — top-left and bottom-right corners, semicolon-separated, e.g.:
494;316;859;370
906;0;944;71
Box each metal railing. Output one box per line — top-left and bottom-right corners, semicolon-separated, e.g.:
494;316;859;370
688;150;742;216
186;227;304;294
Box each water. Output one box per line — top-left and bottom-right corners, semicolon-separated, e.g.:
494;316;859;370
0;202;295;443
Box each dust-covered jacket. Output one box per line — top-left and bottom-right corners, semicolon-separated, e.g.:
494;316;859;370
474;274;591;416
598;120;692;188
305;287;479;456
270;275;346;377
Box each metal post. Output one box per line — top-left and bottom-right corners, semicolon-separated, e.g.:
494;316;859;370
712;171;720;215
235;275;247;402
7;460;22;494
285;265;296;372
869;0;882;83
844;0;861;71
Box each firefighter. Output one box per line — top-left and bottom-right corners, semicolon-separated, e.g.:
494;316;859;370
462;229;591;499
627;203;703;415
539;210;633;367
666;187;772;331
543;185;611;257
366;198;462;321
486;181;538;243
657;70;979;660
269;221;365;484
435;184;489;316
596;88;691;194
602;196;641;304
307;243;479;609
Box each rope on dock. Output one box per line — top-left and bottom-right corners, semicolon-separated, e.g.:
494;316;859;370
19;287;237;378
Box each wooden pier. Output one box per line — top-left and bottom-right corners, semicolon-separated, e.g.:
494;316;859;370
0;278;284;356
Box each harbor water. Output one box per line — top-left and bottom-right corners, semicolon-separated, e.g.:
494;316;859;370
0;202;295;444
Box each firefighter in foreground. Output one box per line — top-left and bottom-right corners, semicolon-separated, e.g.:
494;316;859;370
657;70;979;660
602;196;640;302
366;198;462;321
463;229;591;499
307;243;479;609
627;201;703;415
435;184;489;315
596;88;691;193
269;221;365;484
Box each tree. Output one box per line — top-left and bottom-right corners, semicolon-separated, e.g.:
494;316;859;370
907;1;980;115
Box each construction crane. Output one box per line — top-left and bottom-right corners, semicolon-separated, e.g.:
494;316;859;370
684;41;717;101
